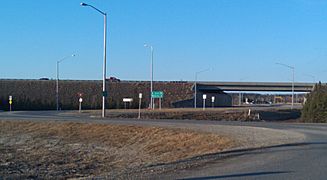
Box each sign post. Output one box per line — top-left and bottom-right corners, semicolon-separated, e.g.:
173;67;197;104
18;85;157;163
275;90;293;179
9;96;12;112
79;98;83;113
211;96;215;108
138;93;142;119
123;98;133;109
203;94;207;110
151;91;164;110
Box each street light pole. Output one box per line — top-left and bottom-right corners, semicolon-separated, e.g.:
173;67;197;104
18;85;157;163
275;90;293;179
102;12;107;117
194;68;210;108
144;44;154;109
291;67;294;109
194;74;197;108
276;62;295;109
56;54;75;111
81;3;107;118
238;78;247;106
56;61;59;111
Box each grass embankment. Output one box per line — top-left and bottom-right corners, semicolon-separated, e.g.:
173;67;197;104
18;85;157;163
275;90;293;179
0;121;233;178
81;107;301;121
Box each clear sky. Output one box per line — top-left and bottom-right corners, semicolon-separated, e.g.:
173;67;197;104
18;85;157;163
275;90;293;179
1;0;327;82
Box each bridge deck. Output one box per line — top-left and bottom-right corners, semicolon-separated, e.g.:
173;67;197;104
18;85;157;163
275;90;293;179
196;82;315;92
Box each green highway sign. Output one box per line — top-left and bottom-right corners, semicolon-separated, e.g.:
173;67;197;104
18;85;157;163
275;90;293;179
152;91;164;98
102;91;108;97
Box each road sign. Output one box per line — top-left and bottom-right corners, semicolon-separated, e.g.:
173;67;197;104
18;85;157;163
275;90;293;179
211;96;215;102
139;93;143;99
123;98;133;102
152;91;163;98
79;98;83;103
203;94;207;100
9;100;12;105
9;96;12;101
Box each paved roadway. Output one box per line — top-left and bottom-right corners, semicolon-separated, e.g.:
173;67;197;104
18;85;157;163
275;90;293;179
0;111;326;180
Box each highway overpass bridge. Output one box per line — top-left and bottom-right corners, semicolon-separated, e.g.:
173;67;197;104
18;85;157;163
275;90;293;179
195;82;315;92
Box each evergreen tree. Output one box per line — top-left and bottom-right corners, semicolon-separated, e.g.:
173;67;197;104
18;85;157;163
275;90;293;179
302;83;327;123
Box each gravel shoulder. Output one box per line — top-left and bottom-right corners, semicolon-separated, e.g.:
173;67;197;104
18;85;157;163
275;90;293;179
100;120;307;179
172;123;306;150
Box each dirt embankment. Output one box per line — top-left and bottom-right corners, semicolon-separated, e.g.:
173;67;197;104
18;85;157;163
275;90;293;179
0;121;234;179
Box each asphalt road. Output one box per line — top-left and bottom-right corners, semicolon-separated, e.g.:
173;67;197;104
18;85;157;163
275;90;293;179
0;111;326;180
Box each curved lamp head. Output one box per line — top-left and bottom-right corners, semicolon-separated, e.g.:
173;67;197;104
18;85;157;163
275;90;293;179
80;3;88;6
144;44;153;49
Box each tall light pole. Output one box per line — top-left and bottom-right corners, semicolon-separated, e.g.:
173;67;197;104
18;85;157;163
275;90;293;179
56;54;75;111
81;3;107;118
238;78;247;106
144;44;154;109
276;62;295;109
194;68;210;108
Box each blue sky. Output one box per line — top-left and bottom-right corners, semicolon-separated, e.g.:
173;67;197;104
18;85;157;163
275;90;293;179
1;0;327;82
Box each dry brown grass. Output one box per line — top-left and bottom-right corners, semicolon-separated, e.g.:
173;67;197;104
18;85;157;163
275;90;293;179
0;120;233;178
78;108;251;121
79;107;300;121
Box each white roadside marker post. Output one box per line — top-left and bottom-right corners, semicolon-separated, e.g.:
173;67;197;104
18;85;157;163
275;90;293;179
79;97;83;113
203;94;207;111
9;96;12;112
138;93;142;119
